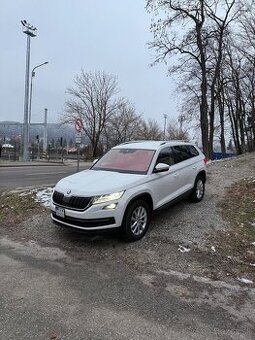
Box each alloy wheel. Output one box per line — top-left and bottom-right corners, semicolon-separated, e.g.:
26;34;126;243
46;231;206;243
196;179;204;200
130;206;148;236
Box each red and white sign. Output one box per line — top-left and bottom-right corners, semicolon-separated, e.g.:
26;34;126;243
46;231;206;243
75;118;83;132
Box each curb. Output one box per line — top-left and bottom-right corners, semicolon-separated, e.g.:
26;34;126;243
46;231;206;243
0;161;92;168
0;162;66;168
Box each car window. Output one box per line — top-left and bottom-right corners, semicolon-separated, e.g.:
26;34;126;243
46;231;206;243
172;145;199;163
91;148;155;174
155;147;175;166
188;145;199;157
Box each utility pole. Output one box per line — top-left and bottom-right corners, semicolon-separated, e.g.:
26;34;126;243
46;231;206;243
163;114;167;140
21;20;37;161
43;108;48;155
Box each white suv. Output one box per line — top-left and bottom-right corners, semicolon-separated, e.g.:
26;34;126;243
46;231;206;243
51;141;207;241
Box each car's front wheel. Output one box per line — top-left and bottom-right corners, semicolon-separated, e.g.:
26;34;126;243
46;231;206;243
121;200;151;241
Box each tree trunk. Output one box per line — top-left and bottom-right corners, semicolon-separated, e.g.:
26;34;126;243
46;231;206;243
218;91;226;157
197;20;209;158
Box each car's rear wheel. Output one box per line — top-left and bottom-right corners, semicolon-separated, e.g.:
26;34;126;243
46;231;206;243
189;176;205;202
121;200;150;241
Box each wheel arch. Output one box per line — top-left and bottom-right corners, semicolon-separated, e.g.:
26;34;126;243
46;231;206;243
121;192;153;225
197;170;206;183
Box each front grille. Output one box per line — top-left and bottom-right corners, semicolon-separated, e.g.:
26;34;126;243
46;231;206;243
52;190;91;210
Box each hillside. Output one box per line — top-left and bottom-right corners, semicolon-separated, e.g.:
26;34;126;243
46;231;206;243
0;121;76;143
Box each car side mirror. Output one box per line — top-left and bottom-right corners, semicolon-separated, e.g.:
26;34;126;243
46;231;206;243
154;163;170;173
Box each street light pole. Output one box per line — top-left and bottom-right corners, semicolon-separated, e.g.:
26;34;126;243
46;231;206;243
28;62;48;130
21;20;37;161
163;114;167;140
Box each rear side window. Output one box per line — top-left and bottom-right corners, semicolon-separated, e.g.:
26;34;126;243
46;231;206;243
172;145;199;164
189;145;199;157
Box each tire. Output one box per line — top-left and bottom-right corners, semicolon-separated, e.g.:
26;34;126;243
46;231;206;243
189;176;205;203
121;200;151;241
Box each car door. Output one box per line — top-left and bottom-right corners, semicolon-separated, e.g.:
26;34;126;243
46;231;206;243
171;145;198;194
149;147;182;209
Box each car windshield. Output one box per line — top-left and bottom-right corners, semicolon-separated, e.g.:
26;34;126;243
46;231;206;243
91;148;155;174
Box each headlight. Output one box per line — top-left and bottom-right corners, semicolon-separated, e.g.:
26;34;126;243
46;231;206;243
92;191;124;205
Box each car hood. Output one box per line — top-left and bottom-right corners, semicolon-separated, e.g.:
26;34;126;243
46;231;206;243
55;169;146;196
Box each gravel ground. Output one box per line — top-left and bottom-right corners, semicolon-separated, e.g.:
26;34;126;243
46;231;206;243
1;152;255;285
1;153;255;340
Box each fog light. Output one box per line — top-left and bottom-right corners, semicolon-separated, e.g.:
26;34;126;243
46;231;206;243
103;203;117;210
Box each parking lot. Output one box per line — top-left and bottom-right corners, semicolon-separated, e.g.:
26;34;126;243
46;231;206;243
0;154;255;339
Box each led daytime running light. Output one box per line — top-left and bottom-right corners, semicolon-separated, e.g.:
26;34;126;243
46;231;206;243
92;191;124;205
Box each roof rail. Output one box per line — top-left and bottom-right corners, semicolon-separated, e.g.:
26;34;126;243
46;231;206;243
168;140;190;143
120;140;150;145
158;140;191;146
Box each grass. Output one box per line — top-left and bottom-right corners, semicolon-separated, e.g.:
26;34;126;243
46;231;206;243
214;176;255;280
0;190;47;227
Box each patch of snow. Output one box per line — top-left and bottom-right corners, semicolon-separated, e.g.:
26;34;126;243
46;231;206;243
19;192;30;197
249;263;255;267
238;278;253;284
35;188;53;208
211;246;216;252
251;242;255;247
178;245;191;253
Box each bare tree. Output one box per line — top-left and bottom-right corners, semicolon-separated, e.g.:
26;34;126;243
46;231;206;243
238;6;255;150
167;116;189;140
64;70;120;157
146;0;210;155
146;0;242;158
213;1;255;156
138;119;163;140
103;100;142;149
205;0;238;157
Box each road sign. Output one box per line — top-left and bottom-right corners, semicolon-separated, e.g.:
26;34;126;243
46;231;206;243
75;132;82;144
75;132;82;173
75;118;83;132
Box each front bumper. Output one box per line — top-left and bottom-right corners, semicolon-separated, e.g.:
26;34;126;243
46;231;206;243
51;213;116;231
50;197;125;231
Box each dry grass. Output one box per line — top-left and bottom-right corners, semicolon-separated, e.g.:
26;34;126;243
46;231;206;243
0;190;46;227
214;177;255;280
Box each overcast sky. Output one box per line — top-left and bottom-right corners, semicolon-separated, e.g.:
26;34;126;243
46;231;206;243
0;0;179;128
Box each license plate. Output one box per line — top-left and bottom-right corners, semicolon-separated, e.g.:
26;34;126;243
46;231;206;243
55;206;65;218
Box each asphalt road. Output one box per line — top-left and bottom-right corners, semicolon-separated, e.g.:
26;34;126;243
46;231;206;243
1;218;255;340
0;163;90;189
